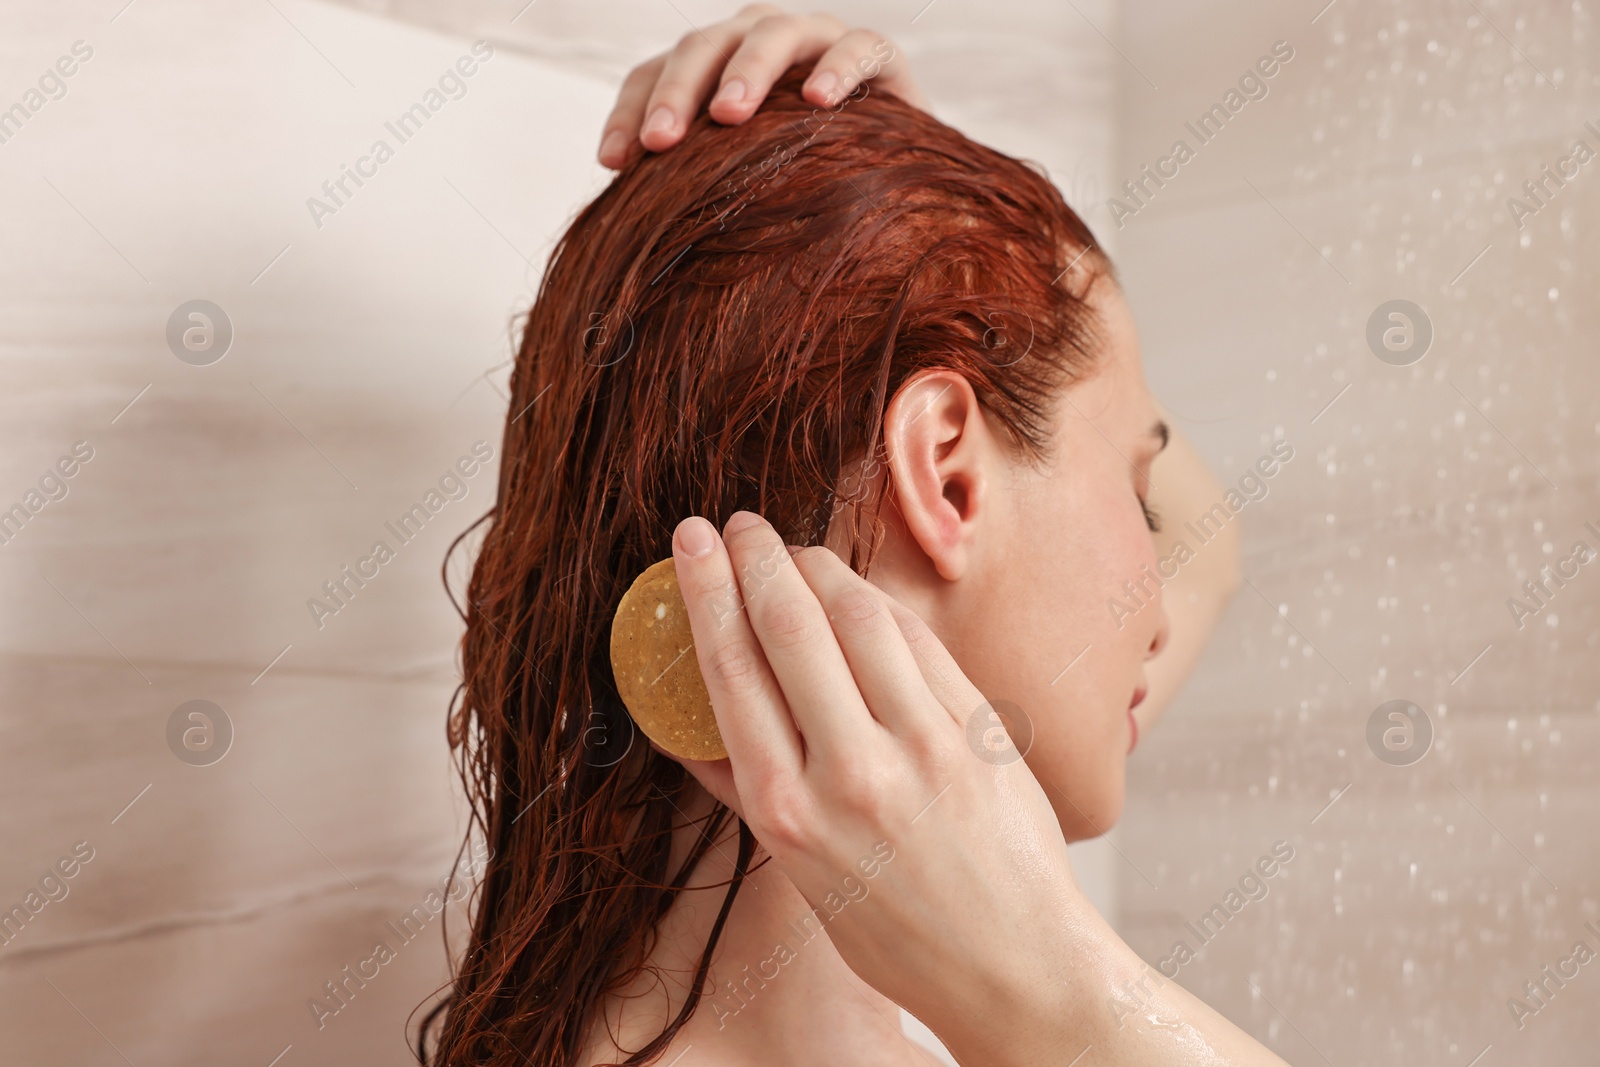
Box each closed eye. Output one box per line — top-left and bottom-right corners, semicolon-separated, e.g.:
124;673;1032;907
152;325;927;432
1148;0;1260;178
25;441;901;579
1139;495;1162;534
1137;418;1170;534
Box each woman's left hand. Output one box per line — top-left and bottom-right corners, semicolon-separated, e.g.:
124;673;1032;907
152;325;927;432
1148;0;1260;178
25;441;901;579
597;4;929;169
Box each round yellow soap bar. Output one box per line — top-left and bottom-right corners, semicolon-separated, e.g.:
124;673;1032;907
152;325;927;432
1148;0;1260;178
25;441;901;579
609;558;727;761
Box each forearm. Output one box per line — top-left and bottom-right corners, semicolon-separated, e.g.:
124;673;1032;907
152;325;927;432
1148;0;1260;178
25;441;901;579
941;906;1288;1067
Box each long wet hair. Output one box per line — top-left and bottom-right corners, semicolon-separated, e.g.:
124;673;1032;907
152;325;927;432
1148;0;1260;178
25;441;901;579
421;65;1109;1066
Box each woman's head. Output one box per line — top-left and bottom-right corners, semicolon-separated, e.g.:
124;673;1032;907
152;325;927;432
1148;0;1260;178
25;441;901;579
849;282;1170;838
428;66;1166;1064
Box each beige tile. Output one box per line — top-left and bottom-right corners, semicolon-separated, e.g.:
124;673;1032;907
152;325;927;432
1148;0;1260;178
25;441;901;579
1114;0;1599;1062
0;873;461;1067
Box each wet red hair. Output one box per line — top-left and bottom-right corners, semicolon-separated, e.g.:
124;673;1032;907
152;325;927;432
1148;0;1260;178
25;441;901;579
423;65;1108;1065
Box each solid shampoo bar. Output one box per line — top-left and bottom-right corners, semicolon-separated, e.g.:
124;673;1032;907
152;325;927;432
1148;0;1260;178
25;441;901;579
609;558;727;761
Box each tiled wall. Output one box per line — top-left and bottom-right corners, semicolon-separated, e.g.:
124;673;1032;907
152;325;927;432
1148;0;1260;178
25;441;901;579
4;0;1592;1064
1111;1;1599;1064
1;3;609;1063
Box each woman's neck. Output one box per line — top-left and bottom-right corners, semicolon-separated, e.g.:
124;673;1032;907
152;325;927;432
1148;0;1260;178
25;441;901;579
580;780;931;1067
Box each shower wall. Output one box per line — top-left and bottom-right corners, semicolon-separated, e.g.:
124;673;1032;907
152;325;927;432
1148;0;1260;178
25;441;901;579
0;3;609;1064
1110;1;1599;1063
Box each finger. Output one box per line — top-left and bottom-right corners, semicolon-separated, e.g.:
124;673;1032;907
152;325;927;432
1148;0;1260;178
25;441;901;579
802;30;930;111
597;55;666;168
720;511;881;765
638;24;747;151
788;545;942;739
878;594;985;731
707;12;847;123
672;516;804;786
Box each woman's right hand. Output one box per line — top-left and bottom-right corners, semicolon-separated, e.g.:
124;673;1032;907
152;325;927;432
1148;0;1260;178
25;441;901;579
669;511;1097;1064
669;511;1292;1066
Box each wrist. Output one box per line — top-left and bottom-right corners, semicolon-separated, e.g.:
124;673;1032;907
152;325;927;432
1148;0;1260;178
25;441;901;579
934;893;1135;1067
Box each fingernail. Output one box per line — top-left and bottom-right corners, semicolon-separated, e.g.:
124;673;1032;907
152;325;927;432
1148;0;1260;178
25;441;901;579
677;517;716;558
643;106;676;138
724;511;763;535
712;78;748;106
807;71;838;101
598;129;629;165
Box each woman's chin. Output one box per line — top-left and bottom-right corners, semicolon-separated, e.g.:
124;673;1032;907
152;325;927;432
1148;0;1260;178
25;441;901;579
1048;780;1124;843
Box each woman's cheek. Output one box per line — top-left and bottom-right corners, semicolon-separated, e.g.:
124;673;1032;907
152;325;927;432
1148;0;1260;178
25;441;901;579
1094;492;1159;593
1119;496;1163;581
1084;497;1164;658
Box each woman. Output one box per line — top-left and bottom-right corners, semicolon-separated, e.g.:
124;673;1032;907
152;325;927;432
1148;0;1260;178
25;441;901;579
426;8;1271;1065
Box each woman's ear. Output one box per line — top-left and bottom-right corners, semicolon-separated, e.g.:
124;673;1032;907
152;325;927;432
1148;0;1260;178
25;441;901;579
882;370;993;582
